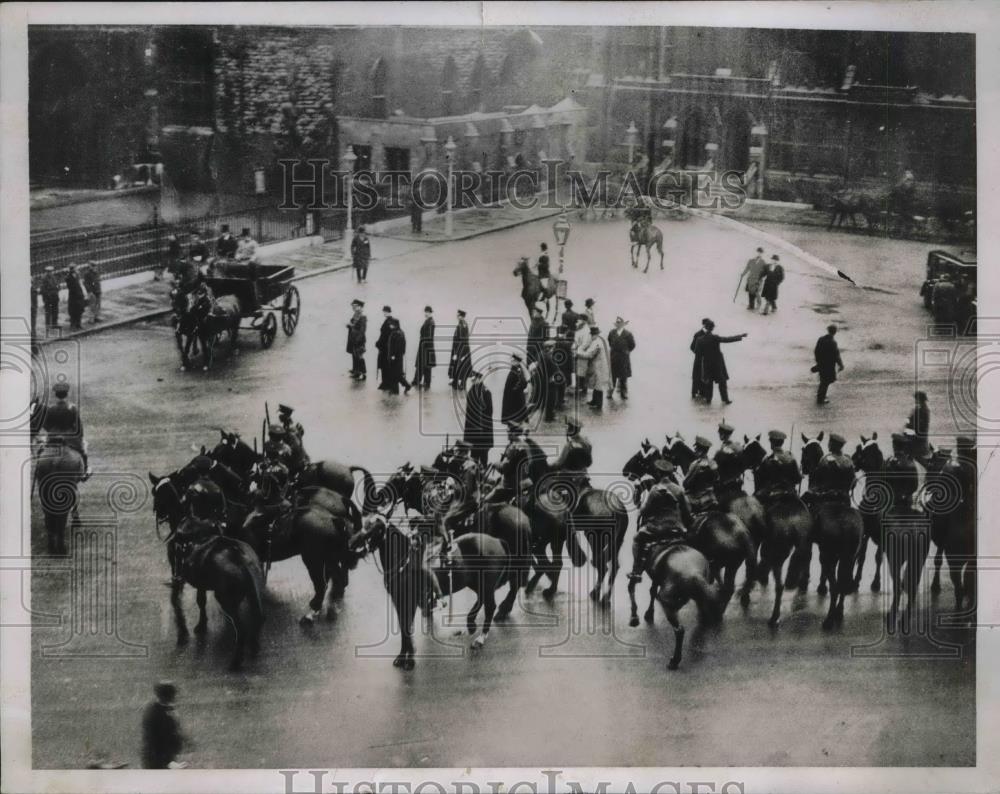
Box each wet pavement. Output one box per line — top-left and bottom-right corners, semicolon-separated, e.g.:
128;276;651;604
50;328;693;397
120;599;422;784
28;211;975;768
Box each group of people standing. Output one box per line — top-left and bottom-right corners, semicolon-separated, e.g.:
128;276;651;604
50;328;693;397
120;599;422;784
31;262;102;335
739;246;786;315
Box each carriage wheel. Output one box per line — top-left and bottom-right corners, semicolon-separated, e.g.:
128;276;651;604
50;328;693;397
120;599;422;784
260;312;277;349
281;285;301;335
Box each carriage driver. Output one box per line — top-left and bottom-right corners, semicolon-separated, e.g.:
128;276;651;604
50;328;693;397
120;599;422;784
628;458;692;583
806;433;856;504
277;404;310;473
41;382;92;479
440;439;481;541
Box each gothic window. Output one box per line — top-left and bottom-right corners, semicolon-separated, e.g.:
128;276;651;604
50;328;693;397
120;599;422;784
370;56;387;118
442;56;457;116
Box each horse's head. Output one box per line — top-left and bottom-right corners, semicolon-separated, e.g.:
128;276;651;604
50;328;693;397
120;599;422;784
853;432;884;474
741;434;766;470
663;434;696;473
210;431;260;476
799;431;825;476
149;471;184;530
352;515;388;554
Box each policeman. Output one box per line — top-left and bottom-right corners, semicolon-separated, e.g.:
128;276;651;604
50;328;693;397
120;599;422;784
884;432;919;509
714;421;745;497
441;439;481;538
754;430;801;502
628;458;693;583
263;424;294;469
41;382;92;478
277;404;309;473
184;456;227;523
807;432;855;503
683;436;719;514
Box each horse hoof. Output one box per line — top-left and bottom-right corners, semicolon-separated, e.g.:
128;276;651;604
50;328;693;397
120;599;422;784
667;658;680;671
589;589;600;602
472;635;486;650
193;622;207;636
299;613;315;627
402;657;415;671
629;616;639;627
393;655;404;668
817;584;828;597
871;581;881;593
644;612;655;625
600;594;612;608
542;587;557;600
768;617;780;629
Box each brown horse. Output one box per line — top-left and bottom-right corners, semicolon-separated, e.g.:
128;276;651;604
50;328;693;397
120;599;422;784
922;456;975;612
513;257;557;321
189;284;242;370
351;516;514;669
627;541;722;670
629;221;664;272
35;442;86;555
851;433;886;592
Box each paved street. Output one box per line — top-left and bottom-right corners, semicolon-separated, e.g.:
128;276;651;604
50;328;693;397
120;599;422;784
29;212;975;769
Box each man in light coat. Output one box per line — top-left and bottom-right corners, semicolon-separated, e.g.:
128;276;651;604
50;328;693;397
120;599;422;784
578;325;611;410
739;246;767;310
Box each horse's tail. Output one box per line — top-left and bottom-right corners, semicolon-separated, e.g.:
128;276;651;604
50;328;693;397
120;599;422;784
344;499;362;540
565;523;588;568
350;465;379;514
231;543;266;631
737;520;757;583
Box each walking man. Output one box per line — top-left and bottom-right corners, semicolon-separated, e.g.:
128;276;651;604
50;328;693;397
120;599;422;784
141;682;185;769
690;318;710;400
697;319;747;405
449;309;471;390
414;306;436;388
608;316;636;399
351;226;371;283
813;324;844;405
346;299;367;380
739;246;767;310
375;305;394;387
464;369;494;468
501;353;530;425
66;264;87;330
82;262;102;324
761;254;785;315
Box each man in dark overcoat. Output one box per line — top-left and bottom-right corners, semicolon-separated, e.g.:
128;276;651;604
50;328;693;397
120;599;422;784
66;264;87;329
761;254;785;315
464;370;494;468
697;319;747;405
527;305;548;366
449;309;471;390
382;318;409;394
375;306;394;388
346;299;367;380
689;318;710;400
812;324;844;405
608;316;636;399
501;353;529;425
414;305;437;389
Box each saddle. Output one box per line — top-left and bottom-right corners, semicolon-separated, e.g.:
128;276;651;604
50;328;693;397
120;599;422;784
173;521;231;585
648;538;690;569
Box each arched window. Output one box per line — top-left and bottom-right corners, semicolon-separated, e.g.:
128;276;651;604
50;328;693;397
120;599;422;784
679;107;707;169
469;53;487;111
441;56;457;116
370;56;387;118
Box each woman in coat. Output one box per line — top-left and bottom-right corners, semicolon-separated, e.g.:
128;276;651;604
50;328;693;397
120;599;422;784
760;255;785;315
578;326;611;409
573;317;591;396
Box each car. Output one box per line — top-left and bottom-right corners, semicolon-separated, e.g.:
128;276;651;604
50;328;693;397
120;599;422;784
919;249;976;333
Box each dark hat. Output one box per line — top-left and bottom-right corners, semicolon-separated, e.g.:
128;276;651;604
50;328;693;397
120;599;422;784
268;423;285;437
694;435;712;450
424;305;433;313
53;382;69;397
564;299;574;308
457;309;467;317
768;430;786;443
154;681;177;702
358;225;366;232
589;326;600;335
241;228;251;236
771;254;780;261
615;316;626;325
756;247;764;253
703;319;716;330
351;299;364;307
828;432;846;449
718;421;734;435
382;305;392;313
891;432;907;445
220;224;230;232
914;390;927;401
540;242;548;250
585;298;595;307
566;418;582;432
654;458;675;474
277;404;293;416
827;324;838;334
192;455;214;473
511;352;523;362
454;439;471;451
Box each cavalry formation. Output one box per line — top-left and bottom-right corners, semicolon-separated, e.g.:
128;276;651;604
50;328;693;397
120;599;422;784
142;399;976;673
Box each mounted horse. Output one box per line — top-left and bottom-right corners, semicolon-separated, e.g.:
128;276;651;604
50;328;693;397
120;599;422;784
922;449;975;611
629;219;665;273
513;256;557;322
171;287;201;371
351;515;515;669
188;283;243;370
35;440;86;555
851;434;886;592
799;433;864;630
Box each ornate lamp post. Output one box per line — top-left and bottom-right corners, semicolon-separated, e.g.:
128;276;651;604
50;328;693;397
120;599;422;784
343;146;357;252
444;136;457;237
552;212;571;274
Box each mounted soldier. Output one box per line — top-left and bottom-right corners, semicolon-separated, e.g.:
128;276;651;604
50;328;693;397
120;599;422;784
277;404;310;474
683;436;720;515
40;382;92;479
440;439;482;539
184;456;229;524
753;430;802;504
884;432;919;510
628;458;692;583
263;424;294;471
713;421;744;501
804;433;855;504
552;418;593;498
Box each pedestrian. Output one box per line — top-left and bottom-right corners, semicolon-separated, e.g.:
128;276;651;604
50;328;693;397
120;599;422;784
66;264;87;330
141;681;185;770
30;275;40;337
697;318;747;405
760;254;785;315
346;299;367;380
578;325;612;409
690;317;710;400
527;305;548;365
414;305;436;388
409;193;423;233
82;261;102;323
584;297;596;326
501;352;530;425
381;318;410;394
739;246;767;310
41;266;60;330
560;299;580;332
906;390;931;461
375;306;394;389
188;232;209;264
351;226;371;283
812;324;844;405
554;326;573;407
449;309;471;390
536;339;562;421
573;316;591;397
464;369;494;468
216;223;237;259
608;316;636;399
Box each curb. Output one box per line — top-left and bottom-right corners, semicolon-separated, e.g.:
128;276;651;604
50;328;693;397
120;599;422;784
374;206;566;243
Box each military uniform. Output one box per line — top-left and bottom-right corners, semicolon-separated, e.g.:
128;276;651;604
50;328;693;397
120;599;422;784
683;441;719;514
553;429;593;473
41;385;90;475
629;460;691;581
277;405;309;475
714;424;745;497
442;446;481;535
884;436;919;508
807;434;855;503
754;431;801;502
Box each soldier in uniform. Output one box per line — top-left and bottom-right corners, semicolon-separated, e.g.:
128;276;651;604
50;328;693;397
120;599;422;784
553;418;593;473
753;430;802;503
184;456;228;524
884;432;919;510
263;424;294;471
41;382;91;478
346;299;367;380
683;436;719;514
277;404;309;475
806;433;856;503
628;458;693;583
931;271;958;324
537;242;552;290
906;391;931;463
441;439;482;538
449;309;471;390
713;421;745;500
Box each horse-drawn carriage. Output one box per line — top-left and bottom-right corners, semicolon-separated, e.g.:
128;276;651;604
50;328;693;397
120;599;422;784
919;249;976;333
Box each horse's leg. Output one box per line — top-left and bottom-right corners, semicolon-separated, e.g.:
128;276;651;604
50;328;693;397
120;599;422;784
657;240;664;271
171;580;189;647
885;538;902;633
739;558;755;611
602;531;621;606
852;531;868;592
721;562;737;610
627;574;641;627
589;538;605;602
903;529;930;630
545;535;565;597
299;556;326;626
872;540;883;593
473;586;497;650
768;557;784;628
496;561;520;621
644;582;659;624
194;588;208;635
216;591;246;672
931;540;944;594
642;244;650;274
820;546;839;630
528;539;550;594
661;602;685;670
467;594;482;636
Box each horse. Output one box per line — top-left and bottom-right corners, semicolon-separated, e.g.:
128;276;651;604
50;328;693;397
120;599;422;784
629;220;664;273
740;436;814;627
922;455;975;611
621;439;663;508
851;434;886;592
351;516;515;669
799;433;864;630
502;435;629;605
170;288;201;371
166;518;265;671
626;541;723;670
35;441;86;555
189;284;242;370
513;257;556;322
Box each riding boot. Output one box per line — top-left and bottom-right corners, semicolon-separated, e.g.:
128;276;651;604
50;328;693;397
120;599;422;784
628;540;648;583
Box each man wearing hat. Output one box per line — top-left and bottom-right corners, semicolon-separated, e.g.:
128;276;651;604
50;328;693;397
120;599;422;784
906;391;931;462
537;242;551;290
683;436;720;514
141;681;185;769
82;262;102;324
560;299;580;333
501;352;530;425
236;227;258;264
628;457;692;583
532;339;562;422
806;433;856;504
753;430;801;502
216;224;237;259
351;225;371;283
527;305;548;366
690;318;710;400
553;327;573;408
346;300;367;380
449;310;471;390
553;418;593;474
885;432;919;509
714;422;745;498
184;458;228;523
40;266;60;330
41;382;91;478
813;325;845;405
375;306;395;388
414;306;437;389
622;438;666;495
578;324;611;409
947;436;977;528
264;423;294;470
188;232;210;264
584;297;596;327
760;254;785;315
441;439;482;538
66;264;87;330
739;247;768;310
277;404;309;473
697;319;748;405
464;370;494;468
608;316;636;400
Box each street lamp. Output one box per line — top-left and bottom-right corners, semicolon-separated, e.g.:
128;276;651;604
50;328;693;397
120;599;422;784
552;212;571;274
343;146;357;252
625;121;639;170
444;136;457;237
